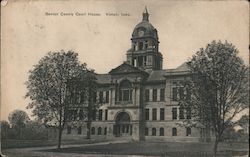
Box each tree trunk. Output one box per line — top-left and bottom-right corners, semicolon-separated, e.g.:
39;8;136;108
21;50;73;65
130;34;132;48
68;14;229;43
86;121;91;139
213;137;219;157
57;126;63;149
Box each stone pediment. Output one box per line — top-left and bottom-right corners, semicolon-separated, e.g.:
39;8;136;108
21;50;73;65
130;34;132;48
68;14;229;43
109;62;147;75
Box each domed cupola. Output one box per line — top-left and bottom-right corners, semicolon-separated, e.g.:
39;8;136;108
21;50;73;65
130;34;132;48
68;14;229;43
126;7;163;71
132;8;158;40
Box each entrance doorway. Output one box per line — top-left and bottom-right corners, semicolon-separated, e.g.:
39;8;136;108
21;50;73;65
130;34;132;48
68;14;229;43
113;112;132;137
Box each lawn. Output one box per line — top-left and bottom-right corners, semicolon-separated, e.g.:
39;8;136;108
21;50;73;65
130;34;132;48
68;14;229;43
46;141;249;157
1;138;109;149
3;141;249;157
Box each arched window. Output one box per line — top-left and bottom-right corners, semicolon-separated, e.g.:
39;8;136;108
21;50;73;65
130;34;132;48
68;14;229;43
119;80;132;102
160;127;164;136
172;127;177;136
98;127;102;135
145;127;148;136
91;127;95;135
186;127;191;136
152;128;156;136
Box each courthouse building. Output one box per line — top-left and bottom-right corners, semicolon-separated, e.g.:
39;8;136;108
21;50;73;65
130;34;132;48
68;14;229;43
63;9;213;142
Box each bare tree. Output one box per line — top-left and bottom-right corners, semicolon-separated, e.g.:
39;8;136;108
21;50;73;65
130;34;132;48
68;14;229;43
25;50;94;149
181;41;249;156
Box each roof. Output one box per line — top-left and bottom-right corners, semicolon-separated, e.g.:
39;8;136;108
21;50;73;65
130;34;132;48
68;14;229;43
96;62;190;84
147;70;168;82
96;74;111;84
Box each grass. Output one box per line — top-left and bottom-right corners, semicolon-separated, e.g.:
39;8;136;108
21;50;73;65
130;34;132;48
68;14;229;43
46;141;249;157
1;138;109;149
3;140;249;157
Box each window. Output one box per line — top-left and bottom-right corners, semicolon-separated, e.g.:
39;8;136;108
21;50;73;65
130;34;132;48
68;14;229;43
160;89;165;101
99;91;103;103
104;127;107;135
145;89;150;102
172;128;177;136
179;107;185;119
179;87;184;100
92;109;96;121
105;109;108;121
160;128;164;136
160;108;165;120
186;107;191;119
152;108;157;121
152;128;156;136
80;90;85;103
98;109;103;121
145;128;148;136
172;108;177;120
153;89;157;101
119;80;132;102
91;127;95;135
145;109;149;120
93;92;97;103
138;42;143;50
186;127;191;136
67;126;71;134
105;91;109;103
79;109;84;120
172;87;178;101
98;127;102;135
77;126;82;134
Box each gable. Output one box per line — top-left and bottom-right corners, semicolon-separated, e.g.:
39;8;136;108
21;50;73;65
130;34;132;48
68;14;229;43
109;62;148;75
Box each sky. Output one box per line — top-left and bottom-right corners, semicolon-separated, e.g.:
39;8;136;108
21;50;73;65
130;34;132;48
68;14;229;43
1;0;249;121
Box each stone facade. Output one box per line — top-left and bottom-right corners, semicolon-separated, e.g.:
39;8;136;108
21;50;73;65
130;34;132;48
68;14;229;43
63;8;213;142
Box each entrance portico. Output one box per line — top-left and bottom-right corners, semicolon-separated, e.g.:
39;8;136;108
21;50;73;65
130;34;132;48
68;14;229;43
113;112;132;137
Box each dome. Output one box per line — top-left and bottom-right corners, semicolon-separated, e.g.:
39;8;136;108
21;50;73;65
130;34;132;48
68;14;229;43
131;8;158;39
132;21;158;39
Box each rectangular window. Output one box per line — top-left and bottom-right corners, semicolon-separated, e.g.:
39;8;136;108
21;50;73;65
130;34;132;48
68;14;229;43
160;89;165;101
123;90;130;101
179;87;184;100
152;108;157;120
172;128;177;136
98;109;102;121
145;108;149;120
105;109;108;121
145;89;149;102
92;109;96;121
99;91;103;103
79;109;84;120
179;107;185;119
105;91;109;103
160;108;165;120
153;89;157;101
172;108;177;120
77;126;82;134
120;89;132;102
93;92;97;103
186;127;191;136
186;107;191;119
172;87;177;101
80;91;85;103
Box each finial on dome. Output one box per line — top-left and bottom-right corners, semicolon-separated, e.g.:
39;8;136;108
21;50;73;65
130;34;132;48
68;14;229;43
142;6;149;21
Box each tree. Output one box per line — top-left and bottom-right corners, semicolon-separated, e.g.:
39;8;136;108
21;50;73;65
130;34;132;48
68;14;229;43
0;120;10;139
25;50;94;149
237;115;249;128
183;41;249;156
8;110;30;139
